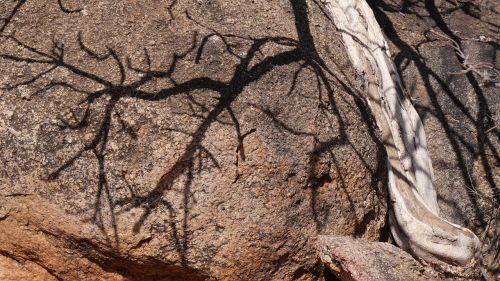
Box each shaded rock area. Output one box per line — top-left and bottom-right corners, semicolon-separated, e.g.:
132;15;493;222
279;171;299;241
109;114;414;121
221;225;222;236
0;0;387;280
369;0;499;278
318;236;482;281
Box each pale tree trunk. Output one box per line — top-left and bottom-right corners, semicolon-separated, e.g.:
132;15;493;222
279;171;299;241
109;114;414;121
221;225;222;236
321;0;481;265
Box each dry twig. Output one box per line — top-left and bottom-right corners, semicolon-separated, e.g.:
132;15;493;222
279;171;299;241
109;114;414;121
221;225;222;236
429;29;500;88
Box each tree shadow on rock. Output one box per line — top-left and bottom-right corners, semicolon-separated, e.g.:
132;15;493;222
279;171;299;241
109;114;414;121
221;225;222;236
0;0;389;278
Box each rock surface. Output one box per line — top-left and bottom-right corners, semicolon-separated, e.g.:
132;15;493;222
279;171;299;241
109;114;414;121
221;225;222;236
0;0;387;280
318;236;483;281
318;235;434;281
0;0;498;280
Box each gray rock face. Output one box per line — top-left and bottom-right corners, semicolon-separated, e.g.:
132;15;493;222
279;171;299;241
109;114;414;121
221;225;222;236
0;0;387;280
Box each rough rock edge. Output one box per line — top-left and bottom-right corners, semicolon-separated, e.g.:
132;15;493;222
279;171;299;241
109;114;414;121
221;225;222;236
318;235;483;281
0;196;207;281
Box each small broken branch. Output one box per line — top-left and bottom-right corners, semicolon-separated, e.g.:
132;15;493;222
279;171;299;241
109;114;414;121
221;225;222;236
429;29;500;88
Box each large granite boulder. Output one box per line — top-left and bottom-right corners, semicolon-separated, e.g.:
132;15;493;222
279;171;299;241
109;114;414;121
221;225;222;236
0;0;387;280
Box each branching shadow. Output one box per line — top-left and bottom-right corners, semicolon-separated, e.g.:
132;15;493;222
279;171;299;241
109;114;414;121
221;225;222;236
0;0;388;274
291;0;387;234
